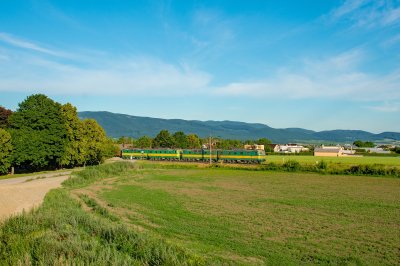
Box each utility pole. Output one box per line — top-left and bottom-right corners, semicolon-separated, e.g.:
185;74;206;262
209;133;212;165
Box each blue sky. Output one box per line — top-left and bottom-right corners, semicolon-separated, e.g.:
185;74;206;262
0;0;399;133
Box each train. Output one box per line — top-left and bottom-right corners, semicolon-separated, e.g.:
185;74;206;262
121;148;266;164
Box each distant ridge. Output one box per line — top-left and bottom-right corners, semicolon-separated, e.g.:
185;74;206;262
78;111;400;143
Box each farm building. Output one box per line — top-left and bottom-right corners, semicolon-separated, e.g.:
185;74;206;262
280;144;309;152
265;144;280;152
314;145;344;157
244;144;265;150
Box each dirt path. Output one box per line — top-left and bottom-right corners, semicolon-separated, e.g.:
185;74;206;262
0;159;135;220
0;172;73;220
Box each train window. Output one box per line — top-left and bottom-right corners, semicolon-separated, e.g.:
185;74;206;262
247;152;249;155
189;152;191;154
228;152;231;155
220;152;223;154
240;152;243;155
234;152;237;155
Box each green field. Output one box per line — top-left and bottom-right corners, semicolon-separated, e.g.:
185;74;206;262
79;167;400;265
266;155;400;165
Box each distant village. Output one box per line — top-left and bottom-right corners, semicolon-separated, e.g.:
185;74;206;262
235;143;399;157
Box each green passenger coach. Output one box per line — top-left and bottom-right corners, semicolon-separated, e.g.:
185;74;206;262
148;149;181;161
217;149;265;164
121;148;147;159
121;146;265;164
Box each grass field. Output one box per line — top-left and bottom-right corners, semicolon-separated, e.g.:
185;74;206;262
266;155;400;165
80;167;400;265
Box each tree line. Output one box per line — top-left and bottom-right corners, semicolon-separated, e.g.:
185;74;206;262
0;94;119;174
115;130;273;151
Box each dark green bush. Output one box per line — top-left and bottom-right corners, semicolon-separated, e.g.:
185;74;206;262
283;160;301;172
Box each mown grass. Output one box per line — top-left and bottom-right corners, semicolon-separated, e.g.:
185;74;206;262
136;160;400;178
266;155;400;165
0;162;204;266
94;168;400;265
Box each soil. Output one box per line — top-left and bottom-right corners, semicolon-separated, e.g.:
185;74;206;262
0;172;72;220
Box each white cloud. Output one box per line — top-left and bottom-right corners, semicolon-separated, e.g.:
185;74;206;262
213;49;400;101
327;0;400;28
0;33;399;102
0;50;212;96
364;102;400;112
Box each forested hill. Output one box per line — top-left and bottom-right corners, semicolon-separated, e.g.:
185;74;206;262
78;111;400;143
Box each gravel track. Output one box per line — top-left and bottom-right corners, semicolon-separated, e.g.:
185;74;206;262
0;172;73;220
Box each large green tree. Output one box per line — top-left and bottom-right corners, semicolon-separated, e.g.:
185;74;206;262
0;128;12;174
186;133;201;148
172;131;188;149
9;94;68;170
138;136;152;148
83;119;106;165
353;140;374;148
256;138;272;146
60;103;87;166
153;130;175;148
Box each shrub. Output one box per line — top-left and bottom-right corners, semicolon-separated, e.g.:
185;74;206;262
283;160;301;172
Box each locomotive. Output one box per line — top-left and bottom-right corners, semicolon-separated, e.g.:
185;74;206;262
121;148;266;164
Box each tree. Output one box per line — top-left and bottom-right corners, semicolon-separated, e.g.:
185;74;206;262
83;119;106;165
264;145;274;152
172;131;188;149
353;140;374;148
0;128;12;174
153;130;175;148
0;106;13;129
60;103;87;167
392;147;400;154
9;94;68;170
138;136;152;148
187;133;201;148
256;138;272;146
244;140;254;145
102;137;120;158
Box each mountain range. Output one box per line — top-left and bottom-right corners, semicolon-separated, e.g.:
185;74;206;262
77;111;400;143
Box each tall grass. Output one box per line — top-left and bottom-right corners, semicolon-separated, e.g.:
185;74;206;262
0;189;204;266
62;161;136;189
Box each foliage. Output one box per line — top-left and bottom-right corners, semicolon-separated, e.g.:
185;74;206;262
215;139;243;149
60;103;87;167
353;140;375;147
82;119;107;165
256;138;272;146
138;135;152;148
0;128;12;174
283;160;301;172
153;130;176;148
186;133;201;149
244;140;254;145
102;137;121;158
0;106;13;129
9;94;69;170
62;161;135;189
172;131;188;149
317;160;328;170
264;145;274;152
0;188;204;265
392;147;400;154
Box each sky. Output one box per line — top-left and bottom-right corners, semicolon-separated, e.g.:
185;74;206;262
0;0;400;133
